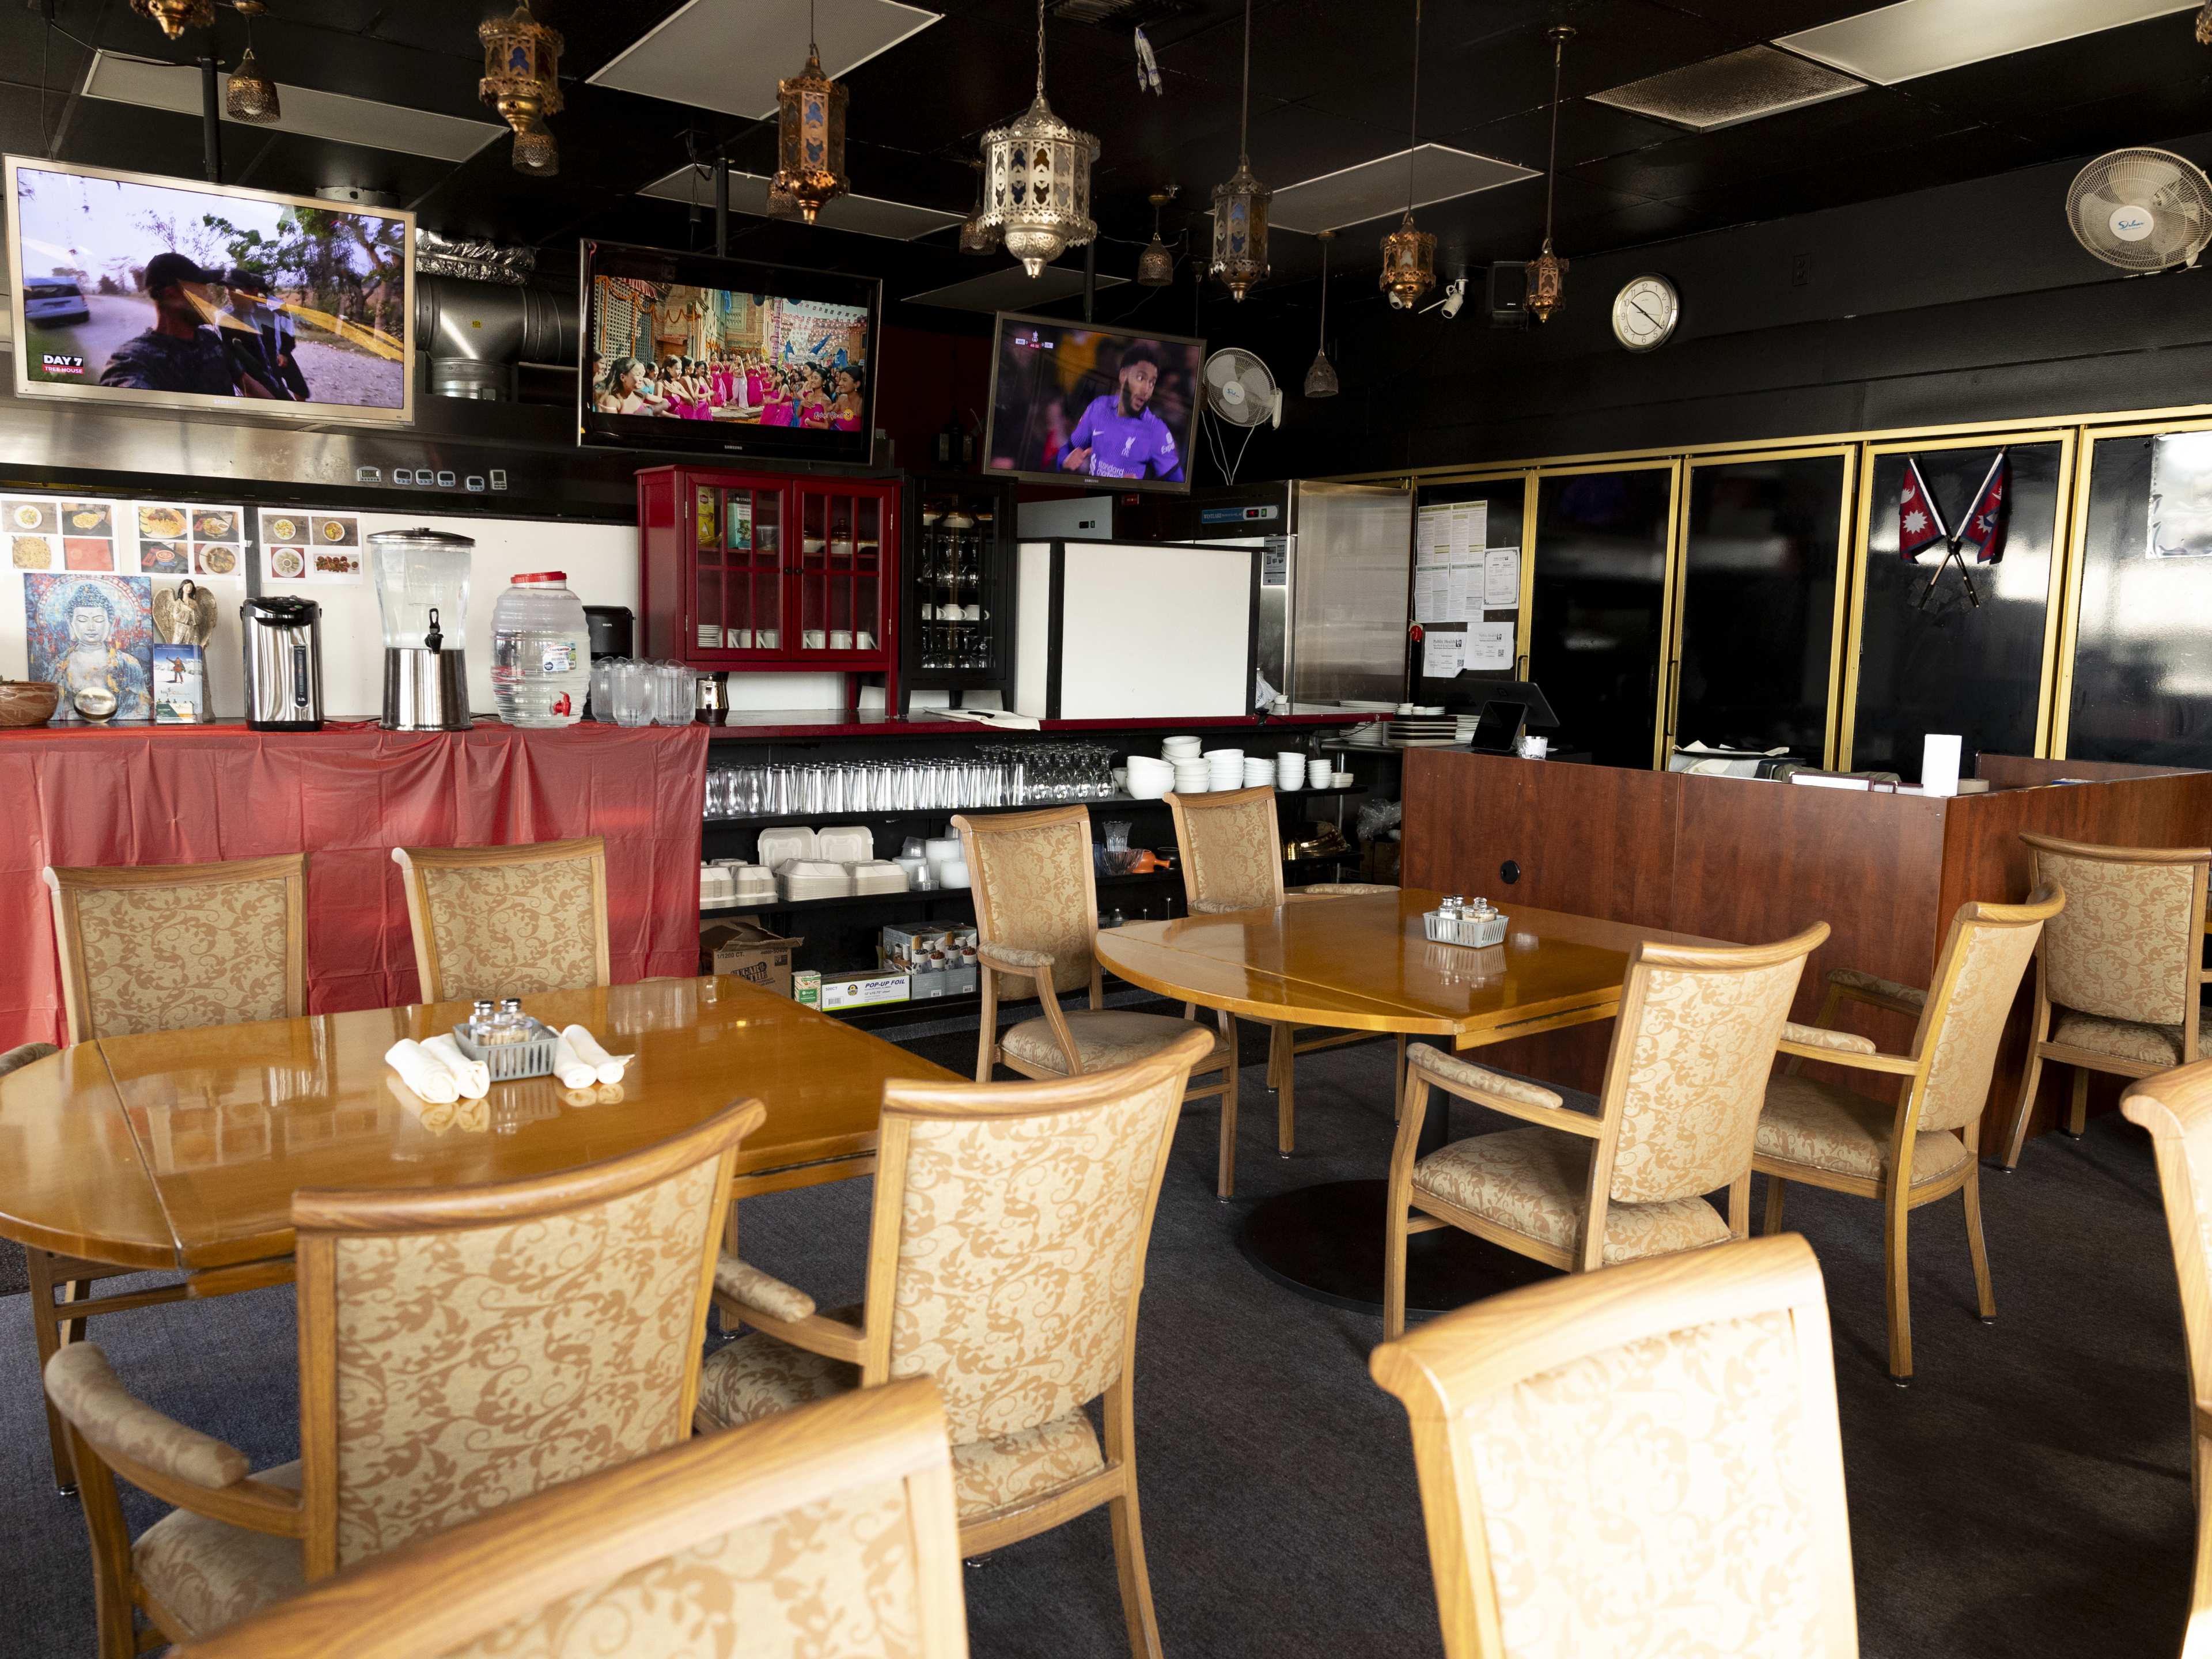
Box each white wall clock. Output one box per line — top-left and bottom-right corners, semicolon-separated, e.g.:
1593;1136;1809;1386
1611;274;1680;353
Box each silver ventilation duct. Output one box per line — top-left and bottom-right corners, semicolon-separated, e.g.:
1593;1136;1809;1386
415;274;577;401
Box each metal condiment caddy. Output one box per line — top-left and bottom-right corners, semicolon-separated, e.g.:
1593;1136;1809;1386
1423;895;1508;949
451;997;559;1081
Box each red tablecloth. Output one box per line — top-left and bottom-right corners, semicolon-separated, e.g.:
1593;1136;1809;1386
0;719;708;1050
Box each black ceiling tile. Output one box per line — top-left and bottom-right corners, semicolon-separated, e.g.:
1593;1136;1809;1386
1878;13;2212;145
1653;0;1871;36
1664;125;2039;225
1440;99;1681;173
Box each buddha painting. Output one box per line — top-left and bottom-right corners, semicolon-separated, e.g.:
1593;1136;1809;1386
23;572;153;722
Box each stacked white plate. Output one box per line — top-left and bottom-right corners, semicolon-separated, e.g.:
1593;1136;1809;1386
778;860;852;902
1388;717;1463;747
1126;755;1173;799
1276;751;1305;790
1242;757;1273;787
1205;748;1245;791
1172;757;1211;794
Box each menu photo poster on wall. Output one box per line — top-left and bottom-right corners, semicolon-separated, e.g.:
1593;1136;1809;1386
259;507;363;584
130;500;247;581
2149;430;2212;558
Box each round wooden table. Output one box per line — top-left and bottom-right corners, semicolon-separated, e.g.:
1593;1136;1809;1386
1094;888;1703;1313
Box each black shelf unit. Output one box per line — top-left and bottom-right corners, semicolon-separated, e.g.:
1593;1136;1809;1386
701;786;1361;834
899;472;1017;717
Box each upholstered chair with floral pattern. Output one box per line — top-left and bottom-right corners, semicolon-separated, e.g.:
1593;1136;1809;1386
168;1378;971;1659
390;838;611;1006
1758;886;2063;1382
1995;834;2211;1169
698;1031;1214;1659
955;805;1238;1198
46;1097;763;1658
30;854;310;1493
1371;1234;1858;1659
1385;924;1828;1341
1165;787;1408;1181
2120;1060;2212;1655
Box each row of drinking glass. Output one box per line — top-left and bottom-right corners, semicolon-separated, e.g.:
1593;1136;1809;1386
707;760;1027;819
592;659;694;727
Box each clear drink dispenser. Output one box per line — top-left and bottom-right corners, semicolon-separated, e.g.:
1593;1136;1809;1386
370;527;474;732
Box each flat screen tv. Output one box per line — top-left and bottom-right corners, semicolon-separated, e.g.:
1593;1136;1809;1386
4;156;414;425
578;238;880;464
983;313;1204;495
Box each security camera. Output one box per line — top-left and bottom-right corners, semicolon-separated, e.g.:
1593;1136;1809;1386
1421;278;1468;319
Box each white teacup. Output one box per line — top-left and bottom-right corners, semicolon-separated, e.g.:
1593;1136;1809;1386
801;630;826;649
829;630;854;650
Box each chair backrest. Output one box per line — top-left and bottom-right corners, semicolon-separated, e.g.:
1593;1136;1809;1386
1596;925;1827;1206
2122;1063;2212;1436
2024;832;2208;1028
953;805;1099;998
1370;1234;1857;1659
1166;786;1285;915
173;1377;969;1659
291;1096;763;1578
43;853;308;1043
853;1031;1212;1449
391;838;611;1005
1908;885;2065;1134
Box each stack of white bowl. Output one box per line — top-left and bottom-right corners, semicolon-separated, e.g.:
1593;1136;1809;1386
1205;748;1244;791
1126;755;1173;799
1172;755;1211;794
1242;756;1273;787
1277;750;1306;791
1162;735;1201;762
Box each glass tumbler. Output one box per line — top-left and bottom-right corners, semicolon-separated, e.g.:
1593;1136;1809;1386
612;661;653;727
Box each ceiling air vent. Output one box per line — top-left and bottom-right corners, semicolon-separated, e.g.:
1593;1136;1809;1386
1590;44;1863;134
1050;0;1193;28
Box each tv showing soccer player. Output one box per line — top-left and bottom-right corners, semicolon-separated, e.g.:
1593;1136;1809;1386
578;238;880;463
5;156;414;425
983;315;1203;494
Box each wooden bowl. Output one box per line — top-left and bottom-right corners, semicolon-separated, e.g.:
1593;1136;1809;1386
0;681;60;729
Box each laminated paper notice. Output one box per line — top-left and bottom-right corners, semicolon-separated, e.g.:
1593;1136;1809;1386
1483;547;1521;609
1424;631;1466;678
1465;620;1516;671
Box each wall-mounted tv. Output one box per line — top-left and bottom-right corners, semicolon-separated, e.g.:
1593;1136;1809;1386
578;239;880;464
5;156;414;425
983;313;1204;495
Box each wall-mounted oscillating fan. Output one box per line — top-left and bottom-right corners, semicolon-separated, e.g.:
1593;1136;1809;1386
2067;148;2212;272
1199;347;1281;484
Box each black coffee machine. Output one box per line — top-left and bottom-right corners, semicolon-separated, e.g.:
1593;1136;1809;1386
583;606;632;719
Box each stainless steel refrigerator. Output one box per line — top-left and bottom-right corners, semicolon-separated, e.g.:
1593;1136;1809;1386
1118;480;1413;706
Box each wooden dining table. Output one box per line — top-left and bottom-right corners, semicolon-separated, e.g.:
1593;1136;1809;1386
1094;887;1717;1313
0;971;955;1289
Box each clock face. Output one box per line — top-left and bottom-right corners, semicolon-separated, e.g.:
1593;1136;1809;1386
1612;275;1680;353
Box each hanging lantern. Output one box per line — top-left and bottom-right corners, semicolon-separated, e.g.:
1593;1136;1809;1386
978;0;1098;277
478;1;565;177
225;47;279;123
130;0;213;38
1380;0;1433;311
773;8;849;226
1304;230;1340;398
1380;210;1435;308
1524;26;1574;323
1209;0;1270;300
1137;189;1175;286
2199;1;2211;44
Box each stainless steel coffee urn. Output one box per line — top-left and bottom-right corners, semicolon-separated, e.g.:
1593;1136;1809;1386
239;596;325;732
369;527;472;732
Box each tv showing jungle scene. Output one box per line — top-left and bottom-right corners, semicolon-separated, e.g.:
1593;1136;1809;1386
5;156;414;425
578;239;880;463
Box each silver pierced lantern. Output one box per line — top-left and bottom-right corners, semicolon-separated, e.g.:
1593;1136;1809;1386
978;1;1097;278
774;43;849;225
1210;157;1270;300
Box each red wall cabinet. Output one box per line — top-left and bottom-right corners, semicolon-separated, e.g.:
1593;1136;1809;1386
638;465;902;704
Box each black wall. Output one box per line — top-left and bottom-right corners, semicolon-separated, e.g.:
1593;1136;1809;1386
1216;132;2212;477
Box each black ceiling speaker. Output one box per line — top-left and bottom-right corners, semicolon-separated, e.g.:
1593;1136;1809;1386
1487;263;1531;328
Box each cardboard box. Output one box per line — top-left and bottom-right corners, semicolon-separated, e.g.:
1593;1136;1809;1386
703;919;802;997
880;924;952;975
821;971;910;1012
793;970;821;1009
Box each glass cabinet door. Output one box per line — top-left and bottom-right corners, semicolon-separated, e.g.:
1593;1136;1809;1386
693;480;783;656
792;485;885;658
1844;434;2070;781
1669;449;1852;765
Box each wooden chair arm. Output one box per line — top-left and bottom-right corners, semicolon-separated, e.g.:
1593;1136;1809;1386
712;1256;816;1324
1408;1048;1603;1139
718;1303;869;1366
1825;967;1927;1017
1781;1020;1877;1056
976;943;1054;974
1775;1039;1921;1076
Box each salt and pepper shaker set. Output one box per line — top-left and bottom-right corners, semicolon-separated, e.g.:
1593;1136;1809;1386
1424;893;1509;949
465;998;538;1045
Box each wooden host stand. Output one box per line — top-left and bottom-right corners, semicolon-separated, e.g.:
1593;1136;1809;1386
1400;750;2212;1156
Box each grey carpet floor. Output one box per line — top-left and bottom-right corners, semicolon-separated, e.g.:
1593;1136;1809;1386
0;1018;2194;1658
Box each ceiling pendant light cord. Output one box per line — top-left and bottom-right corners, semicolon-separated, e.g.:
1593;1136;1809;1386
1543;28;1563;249
1406;0;1422;214
809;0;818;59
1239;0;1252;158
1037;0;1048;99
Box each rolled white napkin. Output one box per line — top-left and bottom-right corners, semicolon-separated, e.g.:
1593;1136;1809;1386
560;1024;634;1085
421;1032;491;1100
551;1031;599;1090
384;1039;458;1104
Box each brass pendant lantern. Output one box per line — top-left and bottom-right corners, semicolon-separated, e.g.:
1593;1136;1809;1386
978;0;1098;277
1525;26;1573;324
1379;0;1435;309
1209;0;1270;300
1304;230;1340;398
774;3;849;226
2199;1;2211;44
130;0;214;39
1137;188;1175;286
225;47;280;123
479;1;565;177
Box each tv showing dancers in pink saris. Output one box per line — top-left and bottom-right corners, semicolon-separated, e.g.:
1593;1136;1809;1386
588;275;869;433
